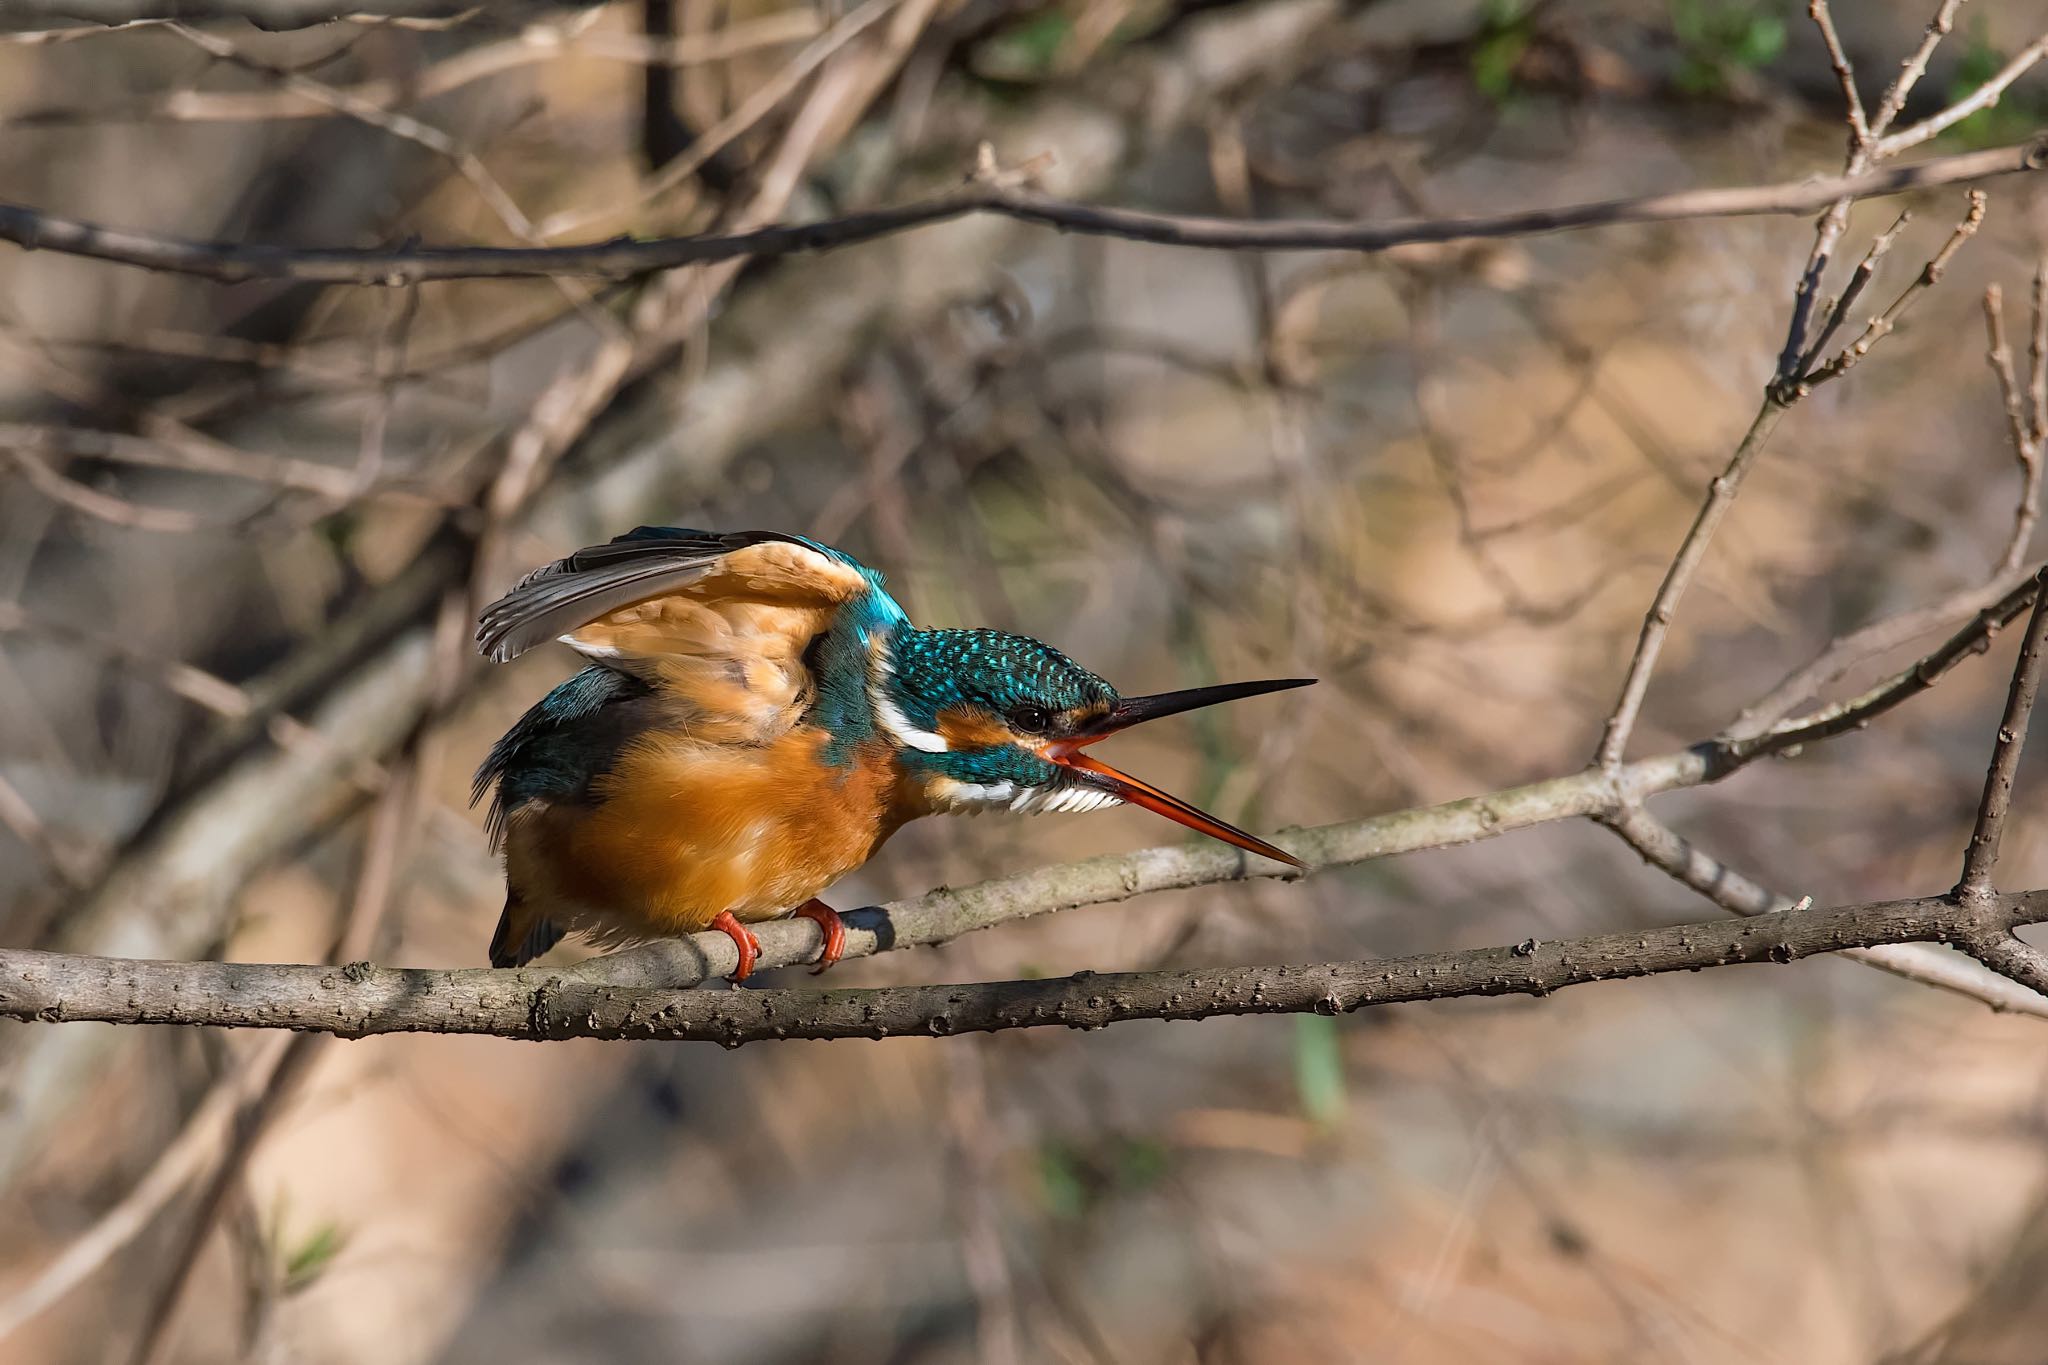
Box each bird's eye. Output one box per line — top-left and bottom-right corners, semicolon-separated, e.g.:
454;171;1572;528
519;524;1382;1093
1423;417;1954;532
1008;703;1053;734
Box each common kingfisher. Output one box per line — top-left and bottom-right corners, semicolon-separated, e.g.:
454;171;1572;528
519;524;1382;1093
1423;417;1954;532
472;528;1311;980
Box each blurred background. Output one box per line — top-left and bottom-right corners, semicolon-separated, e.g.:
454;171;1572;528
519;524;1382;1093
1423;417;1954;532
2;0;2048;1360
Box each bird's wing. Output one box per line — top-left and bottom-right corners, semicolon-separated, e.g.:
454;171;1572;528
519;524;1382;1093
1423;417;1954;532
477;527;889;742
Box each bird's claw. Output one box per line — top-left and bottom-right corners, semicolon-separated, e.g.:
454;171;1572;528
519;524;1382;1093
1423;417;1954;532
710;910;762;982
795;900;846;975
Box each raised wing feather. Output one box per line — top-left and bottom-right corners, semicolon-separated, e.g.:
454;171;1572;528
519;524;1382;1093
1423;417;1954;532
476;527;889;744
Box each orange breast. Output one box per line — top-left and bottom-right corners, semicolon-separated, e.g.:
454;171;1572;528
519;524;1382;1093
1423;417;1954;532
509;727;913;940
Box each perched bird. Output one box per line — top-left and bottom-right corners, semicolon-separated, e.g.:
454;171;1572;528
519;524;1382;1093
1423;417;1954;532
472;527;1311;979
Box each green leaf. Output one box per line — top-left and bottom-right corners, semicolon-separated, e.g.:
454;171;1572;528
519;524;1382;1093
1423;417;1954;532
1115;1136;1170;1189
975;11;1074;81
1037;1143;1088;1219
282;1221;350;1294
1470;28;1529;102
1292;1013;1346;1129
1732;14;1785;67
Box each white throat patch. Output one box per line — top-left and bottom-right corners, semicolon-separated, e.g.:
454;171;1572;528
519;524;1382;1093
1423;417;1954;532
927;776;1124;815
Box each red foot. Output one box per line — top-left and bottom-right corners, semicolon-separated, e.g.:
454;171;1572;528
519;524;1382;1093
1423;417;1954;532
710;910;762;983
794;899;846;975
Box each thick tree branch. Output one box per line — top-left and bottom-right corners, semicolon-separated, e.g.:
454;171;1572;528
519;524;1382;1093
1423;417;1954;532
1;139;2042;285
4;893;2044;1043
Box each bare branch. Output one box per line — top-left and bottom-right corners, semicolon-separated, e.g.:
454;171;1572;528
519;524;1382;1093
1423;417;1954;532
1732;568;2044;759
2032;262;2048;442
1985;283;2046;561
1725;271;2046;741
1958;926;2048;996
0;422;359;501
1808;0;1870;149
1958;567;2048;897
1592;401;1788;770
1601;804;1786;917
0;766;90;890
0;138;2040;285
4;893;2045;1043
0;1036;295;1344
1798;190;1988;390
1877;31;2048;157
1789;208;1910;379
1602;802;2048;1016
1866;0;1968;140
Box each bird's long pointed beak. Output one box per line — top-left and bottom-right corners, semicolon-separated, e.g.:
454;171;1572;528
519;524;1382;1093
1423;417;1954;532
1047;677;1315;869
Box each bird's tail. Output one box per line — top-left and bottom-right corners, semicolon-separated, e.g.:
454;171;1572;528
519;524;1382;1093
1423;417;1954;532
489;894;565;968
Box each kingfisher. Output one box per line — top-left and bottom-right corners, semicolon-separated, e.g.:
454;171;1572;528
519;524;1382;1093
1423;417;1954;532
472;528;1311;980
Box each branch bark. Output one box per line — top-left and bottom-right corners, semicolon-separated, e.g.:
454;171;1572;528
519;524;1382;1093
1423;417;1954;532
5;892;2044;1044
2;138;2042;285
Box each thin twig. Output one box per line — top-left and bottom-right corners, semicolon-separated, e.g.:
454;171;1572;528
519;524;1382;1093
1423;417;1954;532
1867;0;1968;140
0;139;2040;285
1602;804;1787;917
1790;209;1910;383
1957;567;2048;898
1808;0;1870;149
1734;569;2044;758
1592;400;1789;771
1799;190;1988;390
1985;285;2045;579
536;0;908;238
0;422;359;500
0;766;89;889
2031;261;2048;444
1877;31;2048;157
1726;274;2045;740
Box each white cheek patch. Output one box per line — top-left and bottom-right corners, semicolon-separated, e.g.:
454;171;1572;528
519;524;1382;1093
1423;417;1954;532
868;639;950;753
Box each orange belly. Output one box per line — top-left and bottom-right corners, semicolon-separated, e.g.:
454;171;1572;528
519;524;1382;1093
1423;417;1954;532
504;727;913;945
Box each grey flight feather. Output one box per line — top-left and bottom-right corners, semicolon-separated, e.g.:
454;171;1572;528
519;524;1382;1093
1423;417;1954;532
475;527;808;664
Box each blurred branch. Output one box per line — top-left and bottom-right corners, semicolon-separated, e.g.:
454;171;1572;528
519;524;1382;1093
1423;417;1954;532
0;1035;295;1344
0;137;2041;284
5;892;2046;1043
0;0;569;30
129;748;426;1365
5;10;821;124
